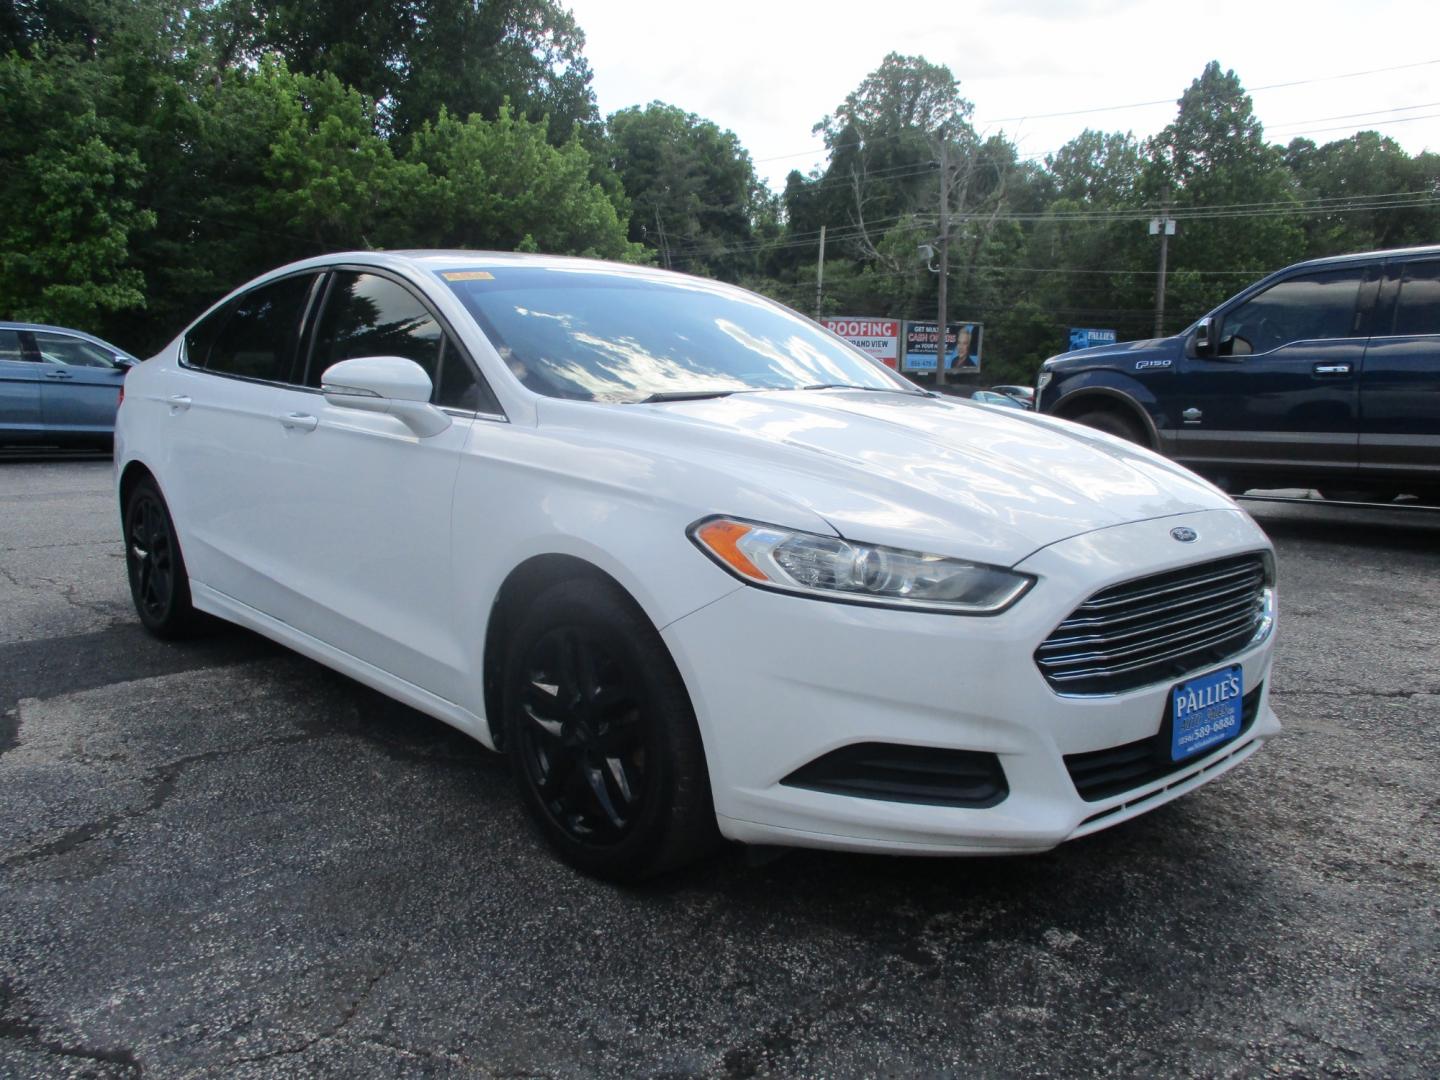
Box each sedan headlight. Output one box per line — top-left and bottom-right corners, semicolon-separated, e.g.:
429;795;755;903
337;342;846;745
689;517;1034;615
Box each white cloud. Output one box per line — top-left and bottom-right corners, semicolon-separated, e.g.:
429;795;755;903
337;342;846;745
567;0;1439;190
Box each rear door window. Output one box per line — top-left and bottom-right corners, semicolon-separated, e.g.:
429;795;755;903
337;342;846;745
0;329;30;364
1391;261;1440;337
197;274;318;382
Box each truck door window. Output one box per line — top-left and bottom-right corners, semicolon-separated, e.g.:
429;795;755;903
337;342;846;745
1392;262;1440;337
1222;268;1363;355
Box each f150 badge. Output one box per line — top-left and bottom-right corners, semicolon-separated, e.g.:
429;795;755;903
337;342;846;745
1135;359;1173;370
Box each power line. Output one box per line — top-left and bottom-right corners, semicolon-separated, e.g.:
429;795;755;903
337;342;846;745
1264;101;1440;128
755;66;1440;176
1267;112;1440;139
977;59;1440;124
657;188;1439;266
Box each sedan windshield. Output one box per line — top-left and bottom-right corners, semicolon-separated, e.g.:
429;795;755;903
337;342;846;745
441;266;914;403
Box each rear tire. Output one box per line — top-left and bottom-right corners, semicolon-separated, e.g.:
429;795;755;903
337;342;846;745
1071;408;1146;446
124;477;204;639
503;578;719;881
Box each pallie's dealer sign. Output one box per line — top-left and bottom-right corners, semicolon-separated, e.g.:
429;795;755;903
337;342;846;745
822;317;901;368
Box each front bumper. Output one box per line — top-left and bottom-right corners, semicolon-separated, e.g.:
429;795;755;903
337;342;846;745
661;508;1279;855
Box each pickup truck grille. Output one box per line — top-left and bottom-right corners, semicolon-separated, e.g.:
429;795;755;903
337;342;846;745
1036;554;1269;696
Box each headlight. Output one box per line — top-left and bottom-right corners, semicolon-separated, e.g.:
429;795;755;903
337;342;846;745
1036;370;1053;390
689;517;1034;615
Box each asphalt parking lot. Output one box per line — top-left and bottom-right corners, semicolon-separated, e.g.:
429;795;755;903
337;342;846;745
1;459;1436;1079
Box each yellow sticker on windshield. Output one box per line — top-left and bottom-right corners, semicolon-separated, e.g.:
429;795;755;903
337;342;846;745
442;270;494;281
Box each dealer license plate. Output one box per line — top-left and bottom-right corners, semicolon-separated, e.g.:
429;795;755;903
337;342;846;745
1170;664;1243;762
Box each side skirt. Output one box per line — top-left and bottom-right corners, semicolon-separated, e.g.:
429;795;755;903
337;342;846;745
190;580;497;750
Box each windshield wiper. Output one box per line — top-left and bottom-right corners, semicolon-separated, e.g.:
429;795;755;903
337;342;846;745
633;389;742;403
801;383;931;396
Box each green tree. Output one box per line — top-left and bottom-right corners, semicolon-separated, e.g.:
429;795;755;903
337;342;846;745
217;0;598;141
1285;132;1440;254
605;103;766;277
257;63;422;252
0;50;153;326
1139;61;1304;326
406;105;642;260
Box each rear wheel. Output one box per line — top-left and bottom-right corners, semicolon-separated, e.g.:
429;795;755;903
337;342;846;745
1070;407;1147;446
124;478;204;639
503;578;719;881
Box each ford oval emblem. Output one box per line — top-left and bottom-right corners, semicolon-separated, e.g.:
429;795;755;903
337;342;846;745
1170;527;1199;543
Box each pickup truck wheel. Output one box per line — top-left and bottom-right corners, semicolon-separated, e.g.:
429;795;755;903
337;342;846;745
1071;408;1146;446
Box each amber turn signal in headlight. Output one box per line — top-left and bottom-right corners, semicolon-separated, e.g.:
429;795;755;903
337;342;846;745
689;516;1033;615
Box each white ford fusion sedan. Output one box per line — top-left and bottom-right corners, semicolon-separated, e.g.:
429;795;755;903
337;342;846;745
115;251;1280;879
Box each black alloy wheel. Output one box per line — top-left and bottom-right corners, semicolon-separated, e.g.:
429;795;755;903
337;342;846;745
124;478;202;638
516;625;647;845
504;578;718;880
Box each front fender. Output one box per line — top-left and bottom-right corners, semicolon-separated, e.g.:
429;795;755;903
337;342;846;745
1046;370;1171;450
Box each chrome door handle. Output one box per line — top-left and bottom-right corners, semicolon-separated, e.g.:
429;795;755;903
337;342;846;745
43;370;74;380
280;412;318;432
1313;362;1352;376
168;394;191;412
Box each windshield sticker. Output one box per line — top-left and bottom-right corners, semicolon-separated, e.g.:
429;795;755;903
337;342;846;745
442;270;494;281
1135;359;1172;370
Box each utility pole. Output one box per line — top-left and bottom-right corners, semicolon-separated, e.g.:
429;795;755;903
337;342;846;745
935;131;950;387
1150;209;1175;338
654;205;671;271
814;224;826;320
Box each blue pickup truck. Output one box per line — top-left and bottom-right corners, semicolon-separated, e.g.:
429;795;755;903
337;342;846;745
1036;246;1440;502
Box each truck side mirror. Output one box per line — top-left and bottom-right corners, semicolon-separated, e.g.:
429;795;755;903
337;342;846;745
1194;316;1213;355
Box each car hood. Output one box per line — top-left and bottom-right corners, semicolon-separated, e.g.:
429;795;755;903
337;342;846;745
1048;335;1177;368
557;389;1235;566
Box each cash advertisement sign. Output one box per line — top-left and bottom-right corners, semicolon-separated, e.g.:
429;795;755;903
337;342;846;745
902;321;983;372
822;317;901;369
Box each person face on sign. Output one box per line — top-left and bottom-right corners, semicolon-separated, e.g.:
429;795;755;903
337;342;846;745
952;325;971;369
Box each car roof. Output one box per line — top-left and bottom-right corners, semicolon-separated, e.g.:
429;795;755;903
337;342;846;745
1279;244;1440;274
269;250;722;290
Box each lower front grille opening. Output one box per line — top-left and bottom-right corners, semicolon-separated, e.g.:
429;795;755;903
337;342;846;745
781;742;1008;809
1064;683;1263;802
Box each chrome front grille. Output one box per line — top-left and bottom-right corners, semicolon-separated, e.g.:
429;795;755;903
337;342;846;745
1036;554;1270;696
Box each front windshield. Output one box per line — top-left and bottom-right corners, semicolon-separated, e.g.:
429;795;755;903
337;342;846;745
441;266;913;402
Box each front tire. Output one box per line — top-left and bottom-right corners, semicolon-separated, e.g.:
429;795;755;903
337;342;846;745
1071;407;1147;446
503;578;718;881
124;477;203;639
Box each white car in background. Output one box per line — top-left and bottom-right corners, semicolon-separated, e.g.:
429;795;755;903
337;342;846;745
115;251;1280;879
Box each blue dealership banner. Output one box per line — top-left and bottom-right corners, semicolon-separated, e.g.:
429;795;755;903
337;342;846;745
1068;327;1117;352
903;321;982;372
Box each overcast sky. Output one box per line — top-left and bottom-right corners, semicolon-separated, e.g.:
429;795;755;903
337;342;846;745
565;0;1439;192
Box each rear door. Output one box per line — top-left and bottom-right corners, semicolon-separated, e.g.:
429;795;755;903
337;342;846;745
0;329;42;443
1173;264;1372;483
267;268;498;702
29;330;128;441
164;271;326;607
1359;258;1440;489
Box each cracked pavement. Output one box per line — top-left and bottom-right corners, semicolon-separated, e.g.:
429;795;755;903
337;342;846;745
1;460;1437;1078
